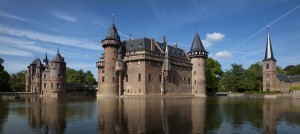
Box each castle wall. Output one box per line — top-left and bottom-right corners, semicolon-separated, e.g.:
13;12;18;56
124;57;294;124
123;60;146;95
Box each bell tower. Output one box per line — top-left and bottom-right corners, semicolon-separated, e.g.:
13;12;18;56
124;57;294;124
262;28;277;91
98;21;121;97
188;33;208;97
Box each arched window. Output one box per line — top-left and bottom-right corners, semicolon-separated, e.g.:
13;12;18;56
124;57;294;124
266;64;269;69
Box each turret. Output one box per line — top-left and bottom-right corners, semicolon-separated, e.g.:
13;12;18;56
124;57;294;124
188;33;208;97
48;49;66;97
262;28;277;91
98;21;121;97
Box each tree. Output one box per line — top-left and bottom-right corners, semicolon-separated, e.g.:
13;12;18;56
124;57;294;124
276;66;286;74
10;70;26;92
244;62;262;91
66;68;97;85
219;64;245;92
0;58;11;92
84;70;97;85
205;58;223;92
285;64;300;75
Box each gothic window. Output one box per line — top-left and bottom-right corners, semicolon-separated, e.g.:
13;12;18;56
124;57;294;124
43;74;46;79
43;83;46;88
188;78;191;84
148;74;151;82
102;76;105;82
266;64;269;69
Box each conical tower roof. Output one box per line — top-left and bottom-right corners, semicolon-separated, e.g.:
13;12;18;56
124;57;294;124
102;22;120;42
189;33;206;53
51;50;65;63
263;30;276;61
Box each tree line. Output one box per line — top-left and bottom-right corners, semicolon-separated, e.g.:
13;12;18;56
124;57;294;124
0;58;97;92
1;57;300;92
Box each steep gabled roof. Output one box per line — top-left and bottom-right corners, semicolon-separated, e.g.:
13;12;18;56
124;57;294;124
189;33;206;53
263;30;276;61
277;74;291;82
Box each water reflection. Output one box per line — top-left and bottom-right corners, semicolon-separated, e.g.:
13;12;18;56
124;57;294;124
26;97;66;134
98;97;207;133
1;97;300;133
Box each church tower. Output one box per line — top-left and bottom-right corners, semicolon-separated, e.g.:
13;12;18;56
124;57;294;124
98;21;121;97
262;29;277;91
188;33;208;97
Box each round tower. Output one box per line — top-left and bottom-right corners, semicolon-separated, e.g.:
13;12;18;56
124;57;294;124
48;50;66;97
98;22;121;97
262;29;277;91
188;33;208;97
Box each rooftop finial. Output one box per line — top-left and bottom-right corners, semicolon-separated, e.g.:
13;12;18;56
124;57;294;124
112;13;115;23
57;44;60;53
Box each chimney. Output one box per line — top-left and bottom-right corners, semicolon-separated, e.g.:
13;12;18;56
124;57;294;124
162;36;166;44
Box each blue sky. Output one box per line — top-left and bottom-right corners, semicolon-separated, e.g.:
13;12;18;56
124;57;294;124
1;0;300;78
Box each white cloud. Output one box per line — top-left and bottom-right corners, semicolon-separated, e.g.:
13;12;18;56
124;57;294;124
0;25;100;50
202;32;225;47
0;36;57;55
51;11;77;22
0;46;32;56
215;51;233;59
0;12;30;22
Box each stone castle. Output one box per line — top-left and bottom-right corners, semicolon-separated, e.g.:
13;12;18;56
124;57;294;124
96;22;208;97
262;30;300;92
26;50;66;97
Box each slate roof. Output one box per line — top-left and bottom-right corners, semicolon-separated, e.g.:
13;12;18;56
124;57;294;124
122;38;189;60
31;58;41;65
263;31;276;61
51;51;65;63
277;74;300;82
189;33;206;53
102;22;120;41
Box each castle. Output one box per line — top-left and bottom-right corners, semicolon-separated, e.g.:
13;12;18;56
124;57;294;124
96;22;208;97
26;50;66;97
262;30;300;92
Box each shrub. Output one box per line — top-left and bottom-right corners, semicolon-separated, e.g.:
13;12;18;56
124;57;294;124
289;86;300;92
245;91;281;94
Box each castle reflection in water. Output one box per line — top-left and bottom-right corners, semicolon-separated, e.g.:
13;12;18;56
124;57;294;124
1;97;300;133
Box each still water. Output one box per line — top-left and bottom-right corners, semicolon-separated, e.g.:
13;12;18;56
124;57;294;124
1;96;300;134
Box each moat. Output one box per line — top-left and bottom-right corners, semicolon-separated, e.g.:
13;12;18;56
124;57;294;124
1;97;300;134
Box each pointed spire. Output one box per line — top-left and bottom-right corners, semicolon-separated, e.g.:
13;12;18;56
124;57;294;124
263;28;276;61
102;18;120;42
189;33;206;53
162;44;171;71
43;52;49;66
165;44;169;58
188;33;208;58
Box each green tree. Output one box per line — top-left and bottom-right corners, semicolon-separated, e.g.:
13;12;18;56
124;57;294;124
219;64;245;92
244;62;262;91
84;70;97;85
206;58;223;92
285;64;300;75
66;68;97;85
0;58;11;92
277;66;286;74
10;70;26;92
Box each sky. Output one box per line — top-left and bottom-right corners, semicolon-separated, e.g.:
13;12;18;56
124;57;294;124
0;0;300;79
